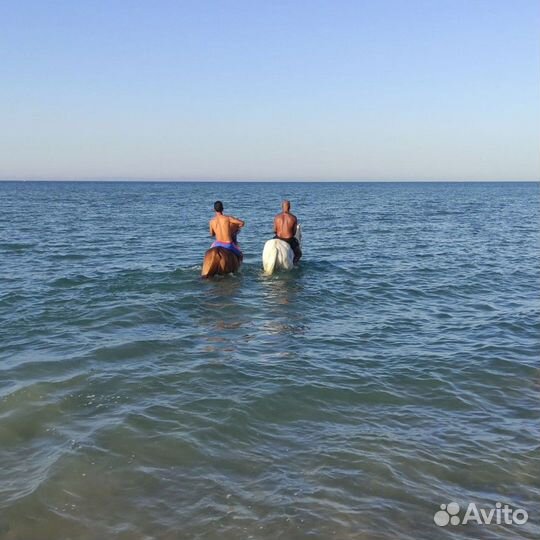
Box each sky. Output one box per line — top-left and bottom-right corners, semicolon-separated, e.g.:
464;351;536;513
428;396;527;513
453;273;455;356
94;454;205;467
0;0;539;181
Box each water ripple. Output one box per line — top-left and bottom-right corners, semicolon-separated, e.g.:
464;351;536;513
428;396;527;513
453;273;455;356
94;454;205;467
0;181;538;540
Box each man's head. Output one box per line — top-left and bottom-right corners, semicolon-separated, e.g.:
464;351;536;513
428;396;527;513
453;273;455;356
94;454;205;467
214;200;224;213
282;200;291;212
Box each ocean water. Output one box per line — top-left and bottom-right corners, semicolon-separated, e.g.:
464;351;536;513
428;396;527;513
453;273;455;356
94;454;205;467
0;181;538;540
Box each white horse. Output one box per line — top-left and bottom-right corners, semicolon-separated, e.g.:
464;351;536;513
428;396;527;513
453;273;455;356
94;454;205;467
262;225;302;275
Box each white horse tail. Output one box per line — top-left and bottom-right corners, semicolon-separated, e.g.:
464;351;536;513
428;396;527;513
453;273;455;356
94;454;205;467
295;223;302;245
262;239;279;275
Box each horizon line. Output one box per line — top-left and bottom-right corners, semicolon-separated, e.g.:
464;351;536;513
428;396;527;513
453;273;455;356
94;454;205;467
1;178;539;183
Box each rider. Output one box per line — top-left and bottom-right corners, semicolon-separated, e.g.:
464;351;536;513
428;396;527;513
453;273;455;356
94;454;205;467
209;201;245;259
273;200;302;264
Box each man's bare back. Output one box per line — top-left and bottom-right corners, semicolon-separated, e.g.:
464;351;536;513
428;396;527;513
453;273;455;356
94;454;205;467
209;200;245;245
274;211;297;239
210;213;244;243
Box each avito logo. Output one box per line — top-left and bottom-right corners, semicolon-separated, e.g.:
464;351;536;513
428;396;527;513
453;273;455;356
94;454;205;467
434;502;528;527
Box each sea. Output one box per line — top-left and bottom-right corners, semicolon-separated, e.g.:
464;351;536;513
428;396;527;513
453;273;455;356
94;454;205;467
0;181;539;540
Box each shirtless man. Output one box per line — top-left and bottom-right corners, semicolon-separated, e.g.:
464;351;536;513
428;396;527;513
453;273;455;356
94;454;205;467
209;201;245;259
274;200;302;263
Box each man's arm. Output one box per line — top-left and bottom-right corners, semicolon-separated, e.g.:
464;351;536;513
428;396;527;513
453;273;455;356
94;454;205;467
273;215;279;234
292;215;298;236
230;216;245;228
209;220;215;237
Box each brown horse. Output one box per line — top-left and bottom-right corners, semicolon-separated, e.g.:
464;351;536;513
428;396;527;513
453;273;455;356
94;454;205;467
201;247;242;278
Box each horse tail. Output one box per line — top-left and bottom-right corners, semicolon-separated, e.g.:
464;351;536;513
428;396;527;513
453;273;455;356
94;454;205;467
201;248;221;278
262;240;279;275
295;223;302;245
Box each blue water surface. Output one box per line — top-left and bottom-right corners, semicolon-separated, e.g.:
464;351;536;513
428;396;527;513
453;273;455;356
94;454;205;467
0;181;539;540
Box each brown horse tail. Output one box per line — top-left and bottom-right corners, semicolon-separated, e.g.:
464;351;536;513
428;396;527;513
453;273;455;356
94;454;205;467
201;248;221;279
